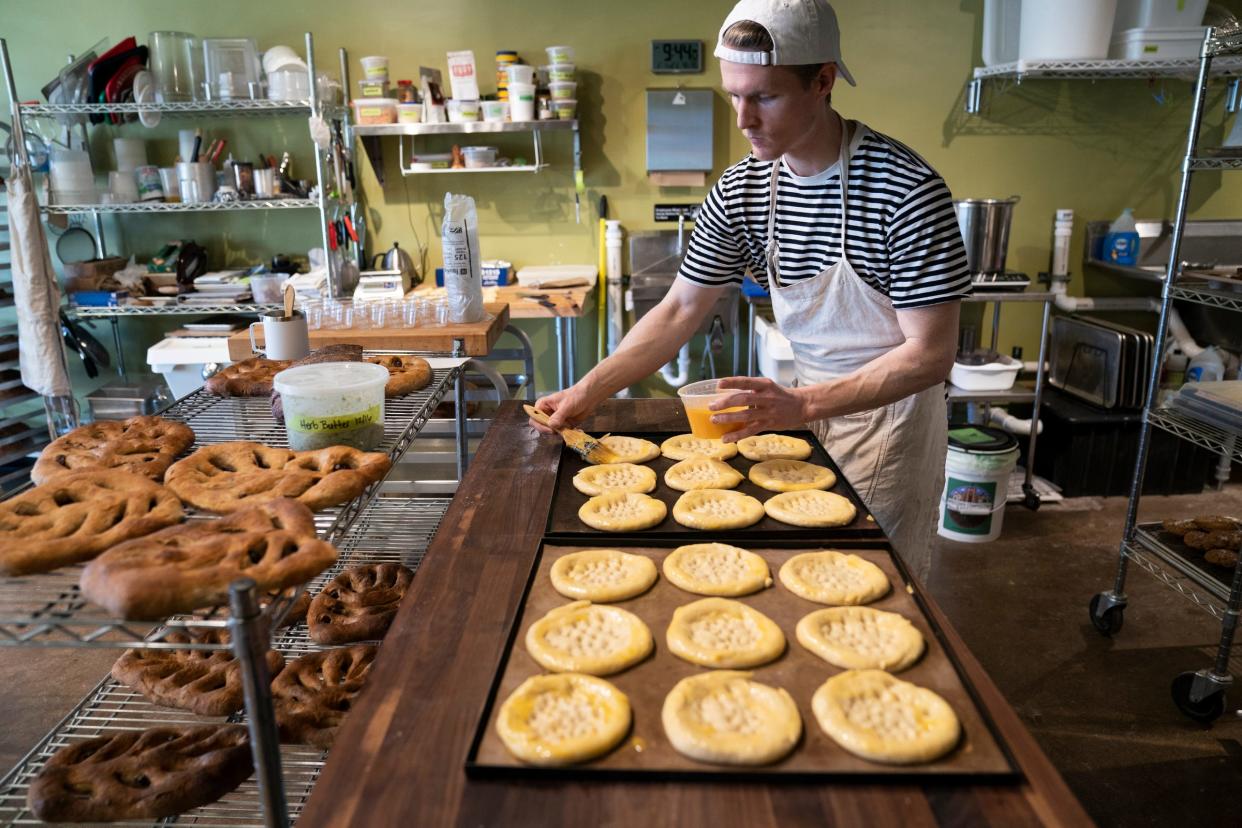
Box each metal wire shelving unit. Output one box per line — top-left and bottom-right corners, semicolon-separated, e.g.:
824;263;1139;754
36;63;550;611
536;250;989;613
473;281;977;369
70;304;284;318
0;496;452;828
42;199;320;215
1089;24;1242;725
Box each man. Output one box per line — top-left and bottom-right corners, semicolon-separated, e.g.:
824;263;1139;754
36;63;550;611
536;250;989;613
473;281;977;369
535;0;969;579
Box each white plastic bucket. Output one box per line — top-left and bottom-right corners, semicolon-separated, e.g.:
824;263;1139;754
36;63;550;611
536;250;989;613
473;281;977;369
1020;0;1118;60
938;426;1019;543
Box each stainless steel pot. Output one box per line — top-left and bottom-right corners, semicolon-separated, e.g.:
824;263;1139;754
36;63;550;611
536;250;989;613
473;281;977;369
954;196;1019;275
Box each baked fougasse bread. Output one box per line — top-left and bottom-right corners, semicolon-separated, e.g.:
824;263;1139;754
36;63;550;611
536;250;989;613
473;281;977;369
308;563;415;644
662;671;801;765
80;498;338;620
27;724;253;822
111;629;285;716
0;470;184;576
273;644;378;749
366;354;434;396
495;673;632;765
31;415;195;485
204;357;291;396
550;549;659;602
164;440;391;513
811;669;960;765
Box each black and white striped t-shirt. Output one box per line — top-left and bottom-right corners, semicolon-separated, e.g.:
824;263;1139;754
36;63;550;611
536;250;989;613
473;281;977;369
678;125;972;309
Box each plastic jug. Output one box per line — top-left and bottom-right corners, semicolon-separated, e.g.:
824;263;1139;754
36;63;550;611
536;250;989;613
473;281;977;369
1103;208;1140;266
1187;346;1225;384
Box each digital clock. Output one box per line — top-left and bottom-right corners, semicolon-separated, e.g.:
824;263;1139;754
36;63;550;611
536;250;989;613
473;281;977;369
652;40;704;74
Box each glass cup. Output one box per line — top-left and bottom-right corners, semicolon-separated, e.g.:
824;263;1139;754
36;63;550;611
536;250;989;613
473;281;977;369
676;379;750;439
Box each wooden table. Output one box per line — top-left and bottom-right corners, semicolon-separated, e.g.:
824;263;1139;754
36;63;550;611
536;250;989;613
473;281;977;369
227;302;510;360
299;399;1092;828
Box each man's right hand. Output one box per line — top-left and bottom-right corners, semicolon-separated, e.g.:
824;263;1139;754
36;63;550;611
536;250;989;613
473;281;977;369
532;384;602;433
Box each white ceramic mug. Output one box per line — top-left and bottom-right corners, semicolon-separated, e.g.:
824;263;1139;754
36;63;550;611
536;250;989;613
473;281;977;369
249;310;310;360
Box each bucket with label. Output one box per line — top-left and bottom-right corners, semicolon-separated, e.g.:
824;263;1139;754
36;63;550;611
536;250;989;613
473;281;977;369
938;425;1019;543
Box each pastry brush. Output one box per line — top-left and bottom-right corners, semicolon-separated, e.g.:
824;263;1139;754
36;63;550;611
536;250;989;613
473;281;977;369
524;405;620;465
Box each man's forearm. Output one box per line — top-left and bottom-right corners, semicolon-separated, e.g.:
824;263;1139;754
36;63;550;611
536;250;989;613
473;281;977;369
798;339;951;421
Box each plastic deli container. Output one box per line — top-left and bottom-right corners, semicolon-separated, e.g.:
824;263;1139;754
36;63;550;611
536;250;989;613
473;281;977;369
397;103;424;123
462;146;499;168
481;100;509;122
508;82;536;121
552;98;577;119
547;63;575;82
505;64;535;86
274;361;389;451
549;81;577;100
546;45;575;64
447;99;480;122
360;55;389;81
352;98;398;125
358;79;390;98
676;379;748;439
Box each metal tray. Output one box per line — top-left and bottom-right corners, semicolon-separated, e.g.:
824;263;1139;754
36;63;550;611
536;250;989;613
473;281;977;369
544;430;883;540
1136;521;1238;592
465;538;1018;781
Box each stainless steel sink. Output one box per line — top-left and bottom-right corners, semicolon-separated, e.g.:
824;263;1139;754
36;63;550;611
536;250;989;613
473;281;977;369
628;229;738;335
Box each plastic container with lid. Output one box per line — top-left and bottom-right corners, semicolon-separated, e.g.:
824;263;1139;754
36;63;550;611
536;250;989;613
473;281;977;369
481;100;509;122
552;98;577;119
546;45;575;64
549;80;577;100
360;55;389;81
274;361;389;451
358;79;390;98
938;425;1020;543
447;98;480;122
505;64;535;86
462;146;499;168
508;82;536;121
351;98;397;125
397;102;424;123
547;63;575;82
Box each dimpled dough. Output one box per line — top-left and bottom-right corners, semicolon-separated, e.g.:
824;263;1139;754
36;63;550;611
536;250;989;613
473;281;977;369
736;433;813;461
663;543;772;597
573;463;658;496
672;490;764;531
811;670;960;765
778;551;890;605
763;490;856;528
578;492;667;532
796;607;924;672
662;670;802;765
496;673;632;765
550;550;658;602
595;436;660;464
660;434;739;462
666;597;785;668
526;601;653;676
664;457;744;492
749;460;837;493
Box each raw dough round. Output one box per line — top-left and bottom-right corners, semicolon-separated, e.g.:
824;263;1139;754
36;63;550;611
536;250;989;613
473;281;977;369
664;457;744;492
778;550;890;605
672;489;764;531
796;606;924;672
573;463;658;496
666;597;785;668
749;460;836;493
764;490;856;528
660;434;739;462
550;549;658;602
526;601;653;675
663;543;771;597
662;670;801;765
595;436;660;464
736;433;813;461
811;669;960;765
578;492;667;532
496;673;632;765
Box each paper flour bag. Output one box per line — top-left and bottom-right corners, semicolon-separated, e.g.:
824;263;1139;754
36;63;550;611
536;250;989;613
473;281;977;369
441;192;485;324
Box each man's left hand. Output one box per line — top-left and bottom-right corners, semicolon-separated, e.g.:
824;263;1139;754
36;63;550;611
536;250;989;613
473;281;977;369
708;376;811;442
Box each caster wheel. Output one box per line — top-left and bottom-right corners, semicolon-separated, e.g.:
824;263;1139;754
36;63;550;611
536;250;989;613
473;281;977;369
1171;672;1227;724
1089;593;1124;636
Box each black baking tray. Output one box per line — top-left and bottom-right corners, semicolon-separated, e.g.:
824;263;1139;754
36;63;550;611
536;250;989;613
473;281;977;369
544;430;884;540
464;537;1019;783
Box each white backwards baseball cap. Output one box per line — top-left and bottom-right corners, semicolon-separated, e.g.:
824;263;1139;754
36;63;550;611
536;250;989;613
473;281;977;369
714;0;856;86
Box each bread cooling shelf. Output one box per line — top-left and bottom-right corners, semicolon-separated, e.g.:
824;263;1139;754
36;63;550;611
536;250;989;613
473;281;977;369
0;496;451;827
0;364;458;649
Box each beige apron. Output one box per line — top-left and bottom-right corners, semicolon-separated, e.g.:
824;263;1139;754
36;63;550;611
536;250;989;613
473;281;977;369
766;118;947;581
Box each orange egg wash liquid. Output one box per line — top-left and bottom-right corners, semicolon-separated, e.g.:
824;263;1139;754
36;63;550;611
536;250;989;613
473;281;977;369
685;405;748;439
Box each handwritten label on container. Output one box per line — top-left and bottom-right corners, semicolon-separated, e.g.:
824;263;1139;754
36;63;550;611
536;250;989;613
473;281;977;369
291;405;381;434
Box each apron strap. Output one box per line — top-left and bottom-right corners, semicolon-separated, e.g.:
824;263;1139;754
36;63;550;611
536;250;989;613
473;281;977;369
837;115;852;260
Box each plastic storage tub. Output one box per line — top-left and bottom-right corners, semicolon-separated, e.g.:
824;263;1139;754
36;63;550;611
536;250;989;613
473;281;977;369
547;63;575;82
505;64;535;86
462;146;499;168
949;354;1021;391
447;99;480;122
147;337;233;400
273;361;389;451
1109;26;1208;59
549;81;577;100
552;99;577;119
545;46;575;64
1112;0;1207;31
1020;0;1117;60
352;98;397;125
397;103;423;123
481;100;509;122
360;55;389;81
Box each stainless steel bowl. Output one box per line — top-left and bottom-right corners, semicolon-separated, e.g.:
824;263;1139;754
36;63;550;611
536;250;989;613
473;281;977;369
954;196;1020;275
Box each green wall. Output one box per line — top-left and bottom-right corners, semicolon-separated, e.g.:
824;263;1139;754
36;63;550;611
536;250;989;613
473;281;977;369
5;0;1242;396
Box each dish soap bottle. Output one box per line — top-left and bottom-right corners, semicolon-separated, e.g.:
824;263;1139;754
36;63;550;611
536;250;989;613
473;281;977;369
1186;346;1225;384
1103;208;1139;266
